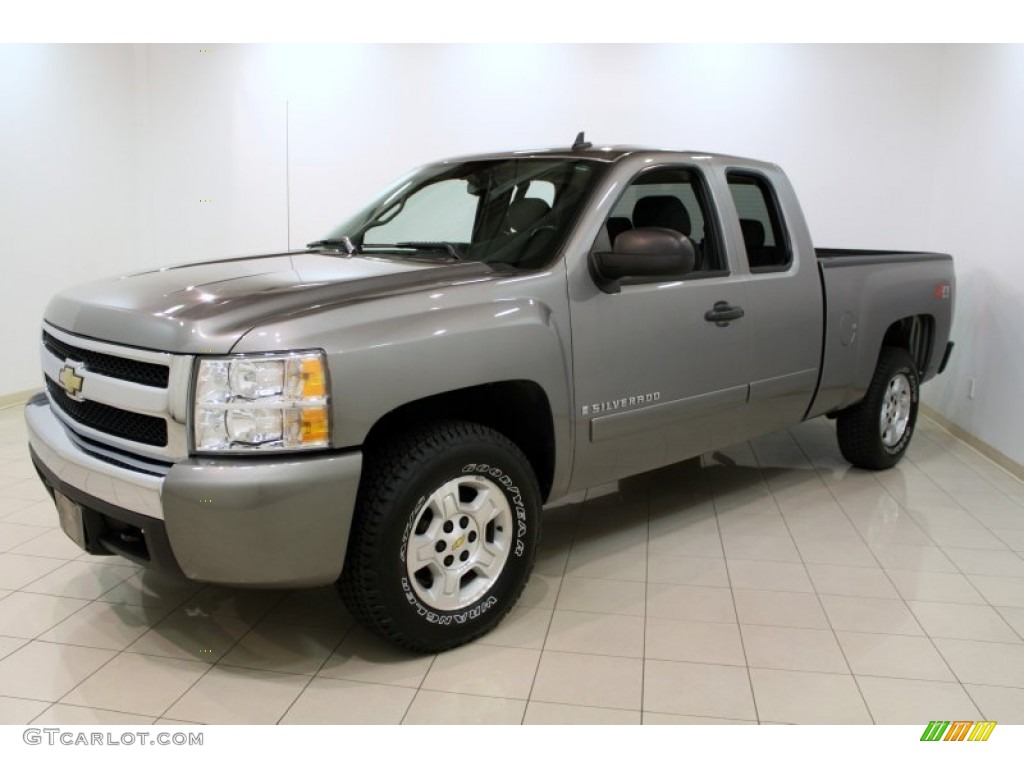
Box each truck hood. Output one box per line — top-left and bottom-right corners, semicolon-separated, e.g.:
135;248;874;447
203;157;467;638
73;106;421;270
43;251;498;354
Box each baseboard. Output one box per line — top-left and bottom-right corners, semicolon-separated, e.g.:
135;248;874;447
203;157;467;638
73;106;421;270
0;389;36;410
921;404;1024;483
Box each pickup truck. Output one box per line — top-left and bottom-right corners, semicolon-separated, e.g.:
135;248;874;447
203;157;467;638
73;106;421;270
25;139;955;652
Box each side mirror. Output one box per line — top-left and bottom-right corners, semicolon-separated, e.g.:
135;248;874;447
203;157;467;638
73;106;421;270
589;227;696;294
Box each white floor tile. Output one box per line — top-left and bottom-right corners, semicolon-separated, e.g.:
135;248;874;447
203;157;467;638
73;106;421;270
126;609;251;662
806;564;899;600
907;601;1021;643
836;631;956;682
645;617;746;666
545;610;644;658
219;621;345;675
525;700;641;725
163;666;309;724
422;644;540;699
280;678;414;724
61;652;209;716
963;684;1024;723
741;624;848;673
318;627;434;688
403;690;526;724
31;703;156;725
0;591;89;638
749;668;872;724
0;694;50;724
726;560;814;593
646;583;737;623
732;589;829;630
820;595;923;636
0;641;114;701
554;576;646;615
886;570;987;605
856;676;981;724
643;659;755;720
474;606;552;650
934;638;1024;688
0;553;66;590
23;560;138;600
531;650;642;710
38;601;159;650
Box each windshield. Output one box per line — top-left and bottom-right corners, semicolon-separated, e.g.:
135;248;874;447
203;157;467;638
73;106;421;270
318;158;605;269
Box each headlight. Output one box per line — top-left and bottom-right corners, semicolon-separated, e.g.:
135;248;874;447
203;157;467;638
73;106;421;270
193;352;330;452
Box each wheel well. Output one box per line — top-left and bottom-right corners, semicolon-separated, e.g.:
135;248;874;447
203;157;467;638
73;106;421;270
881;315;934;373
363;381;556;500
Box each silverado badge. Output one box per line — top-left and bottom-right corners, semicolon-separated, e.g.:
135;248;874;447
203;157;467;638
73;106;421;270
58;362;86;401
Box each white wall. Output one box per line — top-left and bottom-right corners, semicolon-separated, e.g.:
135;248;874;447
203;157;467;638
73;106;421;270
923;45;1024;466
5;44;1019;470
0;45;141;395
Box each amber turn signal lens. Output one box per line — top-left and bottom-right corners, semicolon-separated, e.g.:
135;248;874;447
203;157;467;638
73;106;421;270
301;358;326;398
300;406;329;444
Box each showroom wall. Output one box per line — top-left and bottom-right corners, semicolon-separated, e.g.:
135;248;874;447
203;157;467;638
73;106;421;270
923;45;1024;467
0;45;142;399
1;43;1019;470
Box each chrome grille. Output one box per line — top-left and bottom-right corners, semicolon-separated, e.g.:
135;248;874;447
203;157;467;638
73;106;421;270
46;378;168;447
42;331;169;388
40;323;191;461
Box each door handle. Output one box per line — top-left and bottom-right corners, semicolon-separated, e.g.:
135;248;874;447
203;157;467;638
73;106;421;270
704;301;745;326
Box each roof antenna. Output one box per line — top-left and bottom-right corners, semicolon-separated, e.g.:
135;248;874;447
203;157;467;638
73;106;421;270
572;131;592;151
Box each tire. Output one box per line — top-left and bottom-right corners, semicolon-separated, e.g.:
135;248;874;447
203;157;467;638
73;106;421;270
837;346;920;470
339;420;541;653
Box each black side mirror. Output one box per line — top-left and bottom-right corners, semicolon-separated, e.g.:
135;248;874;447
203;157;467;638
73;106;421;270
590;227;696;294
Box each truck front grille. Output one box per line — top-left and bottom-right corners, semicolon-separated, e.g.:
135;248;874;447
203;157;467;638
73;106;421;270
43;331;169;388
46;378;168;447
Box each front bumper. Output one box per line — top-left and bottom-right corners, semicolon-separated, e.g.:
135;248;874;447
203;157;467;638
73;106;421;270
26;394;363;587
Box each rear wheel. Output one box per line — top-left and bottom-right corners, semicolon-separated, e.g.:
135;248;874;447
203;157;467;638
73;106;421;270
837;346;920;470
339;420;540;652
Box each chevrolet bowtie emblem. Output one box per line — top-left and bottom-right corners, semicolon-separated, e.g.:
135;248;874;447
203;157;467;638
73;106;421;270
58;362;85;400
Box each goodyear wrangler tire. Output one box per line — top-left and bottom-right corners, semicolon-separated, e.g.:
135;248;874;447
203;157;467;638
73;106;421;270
837;346;920;470
339;420;540;652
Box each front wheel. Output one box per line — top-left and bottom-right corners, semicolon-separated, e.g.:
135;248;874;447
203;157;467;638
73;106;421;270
339;420;540;652
837;346;920;470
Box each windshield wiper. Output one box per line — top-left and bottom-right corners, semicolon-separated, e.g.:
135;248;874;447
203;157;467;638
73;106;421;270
394;242;463;260
362;242;464;261
307;236;357;255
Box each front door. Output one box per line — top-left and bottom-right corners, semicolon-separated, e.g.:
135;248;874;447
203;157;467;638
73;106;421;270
569;165;752;489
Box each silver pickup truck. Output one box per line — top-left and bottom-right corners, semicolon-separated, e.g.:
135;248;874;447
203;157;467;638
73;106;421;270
26;140;955;651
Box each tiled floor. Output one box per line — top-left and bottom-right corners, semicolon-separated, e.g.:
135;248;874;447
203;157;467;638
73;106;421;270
2;403;1024;725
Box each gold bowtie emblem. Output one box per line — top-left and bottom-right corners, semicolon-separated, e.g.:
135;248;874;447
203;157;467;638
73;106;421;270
452;535;466;551
58;364;85;399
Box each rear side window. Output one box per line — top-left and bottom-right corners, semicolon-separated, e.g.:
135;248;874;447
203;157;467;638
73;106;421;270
727;172;791;272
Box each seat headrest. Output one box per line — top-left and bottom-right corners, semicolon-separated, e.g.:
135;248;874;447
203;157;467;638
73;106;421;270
633;196;691;236
740;219;765;249
508;198;551;232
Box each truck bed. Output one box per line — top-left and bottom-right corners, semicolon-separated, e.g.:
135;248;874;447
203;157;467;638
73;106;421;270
808;248;954;420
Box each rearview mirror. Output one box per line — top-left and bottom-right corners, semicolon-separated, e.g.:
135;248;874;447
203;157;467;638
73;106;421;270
590;227;696;294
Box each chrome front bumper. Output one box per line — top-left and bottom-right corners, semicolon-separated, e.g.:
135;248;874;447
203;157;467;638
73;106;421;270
26;393;365;587
25;393;165;519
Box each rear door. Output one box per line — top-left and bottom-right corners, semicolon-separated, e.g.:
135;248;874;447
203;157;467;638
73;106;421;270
568;164;752;488
725;170;823;436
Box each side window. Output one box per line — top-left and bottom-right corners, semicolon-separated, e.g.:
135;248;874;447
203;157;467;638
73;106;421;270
606;167;724;273
727;172;791;271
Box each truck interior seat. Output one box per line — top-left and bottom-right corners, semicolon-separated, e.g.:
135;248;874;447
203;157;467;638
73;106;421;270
740;218;772;268
507;197;551;234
